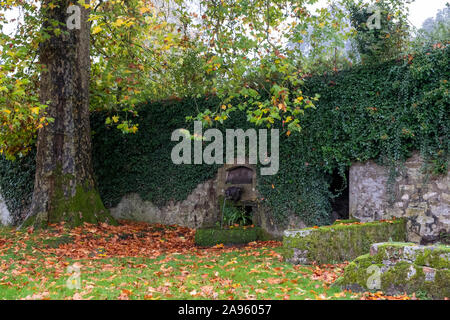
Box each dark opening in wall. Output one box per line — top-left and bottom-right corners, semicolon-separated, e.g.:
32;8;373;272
222;201;254;227
244;205;253;220
233;205;254;226
330;169;349;222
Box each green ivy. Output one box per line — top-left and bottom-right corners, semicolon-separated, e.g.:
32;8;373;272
91;96;237;208
221;201;250;227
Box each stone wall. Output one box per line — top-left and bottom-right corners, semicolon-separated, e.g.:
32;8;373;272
350;152;449;244
216;161;258;202
110;179;219;229
109;177;303;239
252;205;306;240
338;242;450;299
283;219;406;265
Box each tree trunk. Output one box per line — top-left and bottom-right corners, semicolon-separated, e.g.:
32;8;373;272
24;1;116;228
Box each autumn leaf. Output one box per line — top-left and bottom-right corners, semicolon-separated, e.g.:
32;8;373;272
92;25;102;34
112;18;125;28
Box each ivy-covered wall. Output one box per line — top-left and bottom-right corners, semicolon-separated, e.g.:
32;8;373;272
0;45;448;227
0;148;35;225
258;45;448;226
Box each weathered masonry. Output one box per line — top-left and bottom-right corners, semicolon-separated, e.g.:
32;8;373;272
350;152;449;244
0;185;11;226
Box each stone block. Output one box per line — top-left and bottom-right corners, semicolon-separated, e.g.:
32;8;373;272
110;180;218;229
0;186;11;226
338;242;450;299
423;192;438;200
405;207;426;217
400;185;415;193
436;182;448;191
441;193;450;203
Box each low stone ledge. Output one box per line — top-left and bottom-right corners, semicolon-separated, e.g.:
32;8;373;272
194;226;264;247
282;219;406;265
0;185;11;226
337;242;450;299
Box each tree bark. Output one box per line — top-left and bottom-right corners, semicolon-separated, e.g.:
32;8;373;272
24;1;115;228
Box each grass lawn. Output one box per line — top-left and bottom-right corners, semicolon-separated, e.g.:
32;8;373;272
0;221;413;300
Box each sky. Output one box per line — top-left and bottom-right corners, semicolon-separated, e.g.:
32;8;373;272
308;0;448;29
407;0;449;27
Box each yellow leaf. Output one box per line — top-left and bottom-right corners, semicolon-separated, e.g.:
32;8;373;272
112;18;125;28
334;292;346;298
92;25;102;34
140;7;151;14
2;109;11;114
31;107;39;115
112;116;119;123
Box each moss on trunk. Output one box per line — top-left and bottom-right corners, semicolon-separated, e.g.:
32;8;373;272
23;166;117;229
23;185;117;229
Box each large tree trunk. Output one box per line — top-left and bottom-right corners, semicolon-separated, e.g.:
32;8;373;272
24;1;116;228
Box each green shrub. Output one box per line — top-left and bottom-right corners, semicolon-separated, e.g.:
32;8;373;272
195;227;261;247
